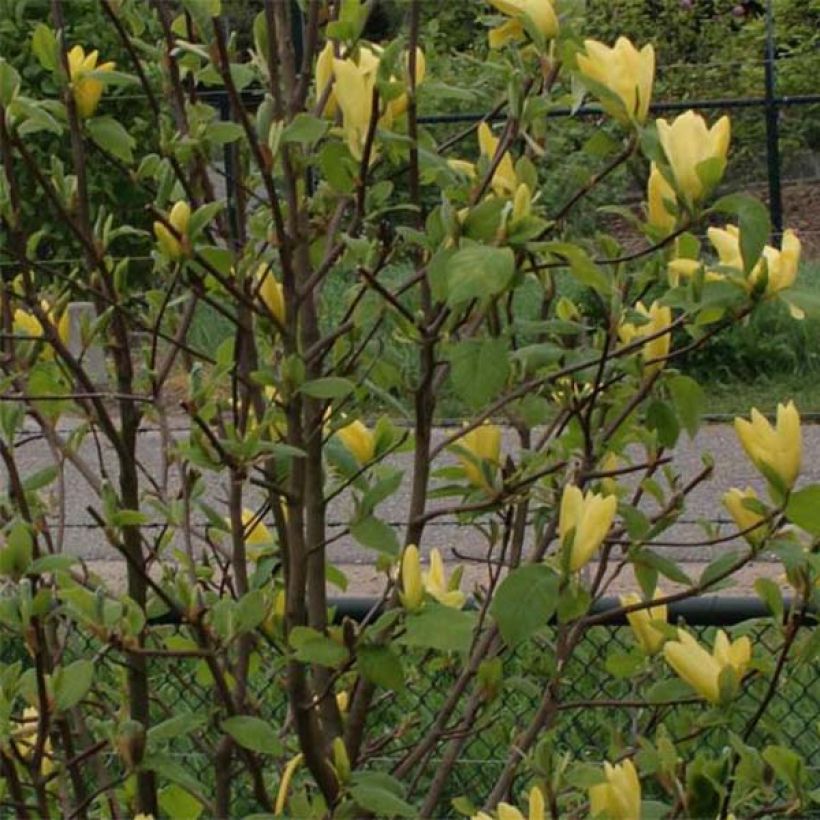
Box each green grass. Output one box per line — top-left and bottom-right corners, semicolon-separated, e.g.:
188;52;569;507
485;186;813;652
186;261;820;416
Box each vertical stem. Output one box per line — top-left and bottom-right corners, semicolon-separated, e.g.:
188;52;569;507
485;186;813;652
50;1;156;812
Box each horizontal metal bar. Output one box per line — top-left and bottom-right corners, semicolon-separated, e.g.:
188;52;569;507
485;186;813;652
329;595;816;626
144;596;816;628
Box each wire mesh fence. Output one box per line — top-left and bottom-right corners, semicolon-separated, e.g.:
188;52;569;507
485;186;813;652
3;598;814;816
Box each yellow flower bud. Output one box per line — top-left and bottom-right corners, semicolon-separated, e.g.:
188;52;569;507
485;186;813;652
618;301;672;374
588;758;641;820
707;224;801;296
487;0;559;48
734;402;801;490
620;592;667;655
388;47;426;119
332;736;351;784
477;122;517;197
336;419;375;465
576;37;655;125
663;627;751;704
154;200;190;260
559;485;617;572
457;422;502;491
723;487;768;546
647;163;676;233
400;544;424;611
657;110;731;206
67;45;115;119
257;264;285;326
335;690;349;714
423;548;466;609
275;753;304;816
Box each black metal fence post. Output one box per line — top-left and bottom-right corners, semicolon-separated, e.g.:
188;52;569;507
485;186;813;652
764;0;784;240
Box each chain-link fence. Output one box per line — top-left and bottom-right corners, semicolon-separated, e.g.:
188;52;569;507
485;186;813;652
3;597;814;816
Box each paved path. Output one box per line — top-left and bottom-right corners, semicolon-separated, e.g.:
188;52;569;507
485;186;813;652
9;421;815;595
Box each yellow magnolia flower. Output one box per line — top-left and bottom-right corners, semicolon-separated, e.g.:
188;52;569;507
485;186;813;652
657;110;731;206
620;592;667;655
316;41;338;117
400;544;424;611
618;301;672;374
153;200;191;261
589;758;641;820
337;419;375;465
723;487;768;546
707;225;801;296
14;300;70;346
457;422;502;490
663;628;751;703
332;47;383;159
423;548;465;609
478;122;517;197
734;402;801;490
646;163;676;233
17;707;54;776
487;0;559;49
666;257;725;288
67;45;114;119
512;182;533;221
473;786;545;820
576;37;655;125
559;485;617;572
329;44;424;159
257;264;285;326
243;508;273;545
387;47;426;119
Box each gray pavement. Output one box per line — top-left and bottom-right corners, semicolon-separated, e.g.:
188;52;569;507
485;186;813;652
7;420;815;592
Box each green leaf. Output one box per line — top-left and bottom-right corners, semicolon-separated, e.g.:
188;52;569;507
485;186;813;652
633;549;692;586
646;400;680;448
234;589;267;634
357;645;404;691
446;246;515;306
159;784;203;820
400;605;476;653
754;577;783;621
350;516;399;557
111;509;149;527
646;677;695;703
0;521;33;579
299;377;355;399
148;713;208;745
462;198;505;242
349;772;416;818
221;716;282;756
542;243;611;296
22;466;57;492
29;555;76;575
0;59;21;106
713;193;771;275
31;24;58;72
668;375;705;438
491;565;559;646
289;626;349;668
86;116;136;164
319;141;355;193
448;338;509;409
762;745;805;792
206;121;245;145
699;551;742;588
53;660;93;711
281;113;329;145
785;485;820;536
